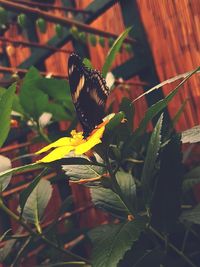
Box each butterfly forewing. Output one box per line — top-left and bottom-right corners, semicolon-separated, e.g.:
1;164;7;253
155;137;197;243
68;53;109;137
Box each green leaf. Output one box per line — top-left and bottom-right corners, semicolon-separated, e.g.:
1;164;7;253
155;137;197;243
172;99;188;127
120;97;134;131
83;57;93;69
91;171;136;217
132;67;200;142
89;217;146;267
180;204;200;225
0;239;16;262
132;67;200;104
19;169;48;216
0;84;16;147
62;155;105;184
0;162;44;184
0;87;24;115
0;228;23;262
20;86;49;120
141;114;163;204
22;179;52;229
102;27;132;77
38;78;71;105
0;155;12;191
23;66;41;81
0;157;102;186
46;102;72;121
104;112;125;138
182;166;200;192
181;125;200;144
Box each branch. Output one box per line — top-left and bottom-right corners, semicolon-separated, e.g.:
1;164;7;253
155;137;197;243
149;226;197;267
0;198;90;264
0;0;135;44
14;0;93;14
0;37;72;53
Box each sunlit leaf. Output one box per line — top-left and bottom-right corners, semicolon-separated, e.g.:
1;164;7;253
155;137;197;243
132;67;200;103
0;84;16;147
83;58;93;69
0;162;44;184
180;204;200;225
181;125;200;144
22;179;52;230
0;155;12;191
19;169;48;216
133;67;200;141
91;171;136;217
102;27;132;77
62;155;105;185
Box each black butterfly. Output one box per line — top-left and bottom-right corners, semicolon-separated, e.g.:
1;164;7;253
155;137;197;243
68;53;109;137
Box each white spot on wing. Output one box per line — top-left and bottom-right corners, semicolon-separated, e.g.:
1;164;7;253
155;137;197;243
73;75;85;102
69;65;74;75
90;89;104;106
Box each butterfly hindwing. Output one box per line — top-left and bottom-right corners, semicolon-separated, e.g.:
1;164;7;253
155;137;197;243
68;53;109;137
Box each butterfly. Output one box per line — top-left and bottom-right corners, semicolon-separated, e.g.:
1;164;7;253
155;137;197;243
68;53;109;137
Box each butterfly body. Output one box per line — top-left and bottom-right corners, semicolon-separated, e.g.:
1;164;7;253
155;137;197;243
68;53;109;137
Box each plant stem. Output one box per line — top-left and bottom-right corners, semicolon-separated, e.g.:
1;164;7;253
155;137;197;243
38;126;51;143
149;225;197;267
181;226;191;252
0;199;90;264
10;236;32;267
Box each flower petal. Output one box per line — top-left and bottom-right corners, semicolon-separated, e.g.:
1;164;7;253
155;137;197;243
75;126;105;154
38;146;74;163
35;137;73;154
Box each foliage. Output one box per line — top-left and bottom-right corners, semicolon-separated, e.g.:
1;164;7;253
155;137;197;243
0;84;16;147
0;28;199;267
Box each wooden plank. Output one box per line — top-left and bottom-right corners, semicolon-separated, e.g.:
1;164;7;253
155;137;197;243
119;0;168;120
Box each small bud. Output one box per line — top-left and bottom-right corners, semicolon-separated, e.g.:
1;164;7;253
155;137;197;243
17;13;27;28
36;18;47;33
78;32;86;43
55;23;63;38
69;26;79;39
99;36;105;48
89;34;97;46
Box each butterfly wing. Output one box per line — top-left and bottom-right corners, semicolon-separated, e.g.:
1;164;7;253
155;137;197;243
68;53;109;137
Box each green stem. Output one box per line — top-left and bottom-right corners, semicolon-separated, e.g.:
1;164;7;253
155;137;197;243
149;226;197;267
37;124;51;143
0;199;90;264
181;226;191;252
10;236;32;267
39;262;88;266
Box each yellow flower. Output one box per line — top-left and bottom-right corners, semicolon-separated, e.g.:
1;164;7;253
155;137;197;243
36;115;114;163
